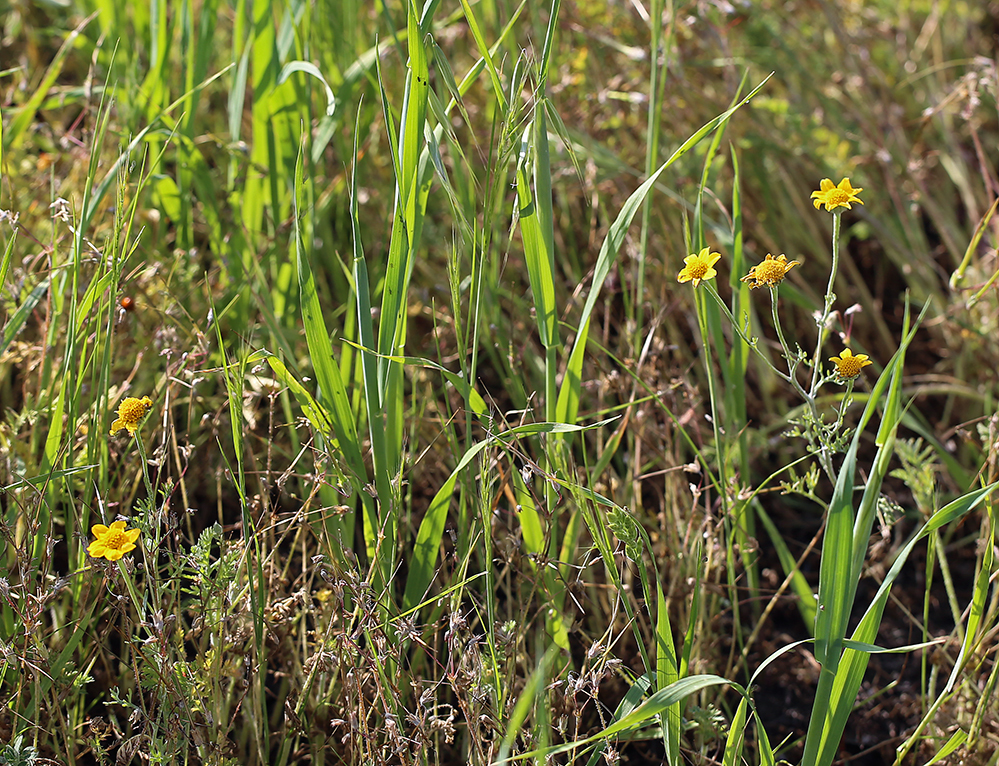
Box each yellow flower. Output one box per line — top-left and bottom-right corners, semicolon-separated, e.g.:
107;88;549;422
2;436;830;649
740;253;800;289
677;247;722;287
110;396;153;436
811;178;864;212
88;520;141;561
829;348;872;380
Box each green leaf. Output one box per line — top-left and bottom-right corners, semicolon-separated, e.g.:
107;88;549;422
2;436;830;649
278;61;337;115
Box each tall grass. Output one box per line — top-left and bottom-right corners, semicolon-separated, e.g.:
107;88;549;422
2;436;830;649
1;1;997;764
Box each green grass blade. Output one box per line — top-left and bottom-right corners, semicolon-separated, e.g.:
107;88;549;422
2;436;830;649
1;277;49;357
278;61;336;116
813;481;998;766
555;74;773;425
515;106;559;351
508;675;743;762
456;0;508;113
293;139;373;556
3;14;95;150
402;419;612;612
655;582;681;763
804;302;929;766
722;696;748;766
944;508;995;692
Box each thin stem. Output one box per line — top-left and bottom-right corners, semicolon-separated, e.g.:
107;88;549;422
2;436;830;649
770;287;834;479
703;283;792;384
694;286;727;506
809;211;842;397
831;379;855;434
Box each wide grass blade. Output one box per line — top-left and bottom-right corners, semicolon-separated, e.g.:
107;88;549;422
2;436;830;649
555;74;773;426
402;419;613;612
812;480;998;766
506;675;744;762
804;299;929;766
293;139;374;562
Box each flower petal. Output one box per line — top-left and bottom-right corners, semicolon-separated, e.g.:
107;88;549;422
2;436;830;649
91;524;109;537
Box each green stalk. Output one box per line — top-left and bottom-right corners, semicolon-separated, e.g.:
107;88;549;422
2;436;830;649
809;211;842;397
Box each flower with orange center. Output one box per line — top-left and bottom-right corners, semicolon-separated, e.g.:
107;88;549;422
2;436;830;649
110;396;153;436
88;520;141;561
740;253;800;289
811;178;864;212
829;348;872;380
677;247;722;287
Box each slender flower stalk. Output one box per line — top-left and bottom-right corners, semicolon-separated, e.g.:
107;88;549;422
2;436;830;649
769;287;834;478
809;211;842;397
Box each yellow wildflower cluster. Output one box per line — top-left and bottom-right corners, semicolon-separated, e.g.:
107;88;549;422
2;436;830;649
673;179;873;382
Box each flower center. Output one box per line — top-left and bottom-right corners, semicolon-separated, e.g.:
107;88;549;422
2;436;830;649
756;261;785;283
838;358;862;376
688;262;709;279
827;189;850;206
121;402;144;420
105;530;125;548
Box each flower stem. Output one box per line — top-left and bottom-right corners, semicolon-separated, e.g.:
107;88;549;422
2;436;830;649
703;283;793;384
809;211;841;397
694;286;727;509
770;287;834;478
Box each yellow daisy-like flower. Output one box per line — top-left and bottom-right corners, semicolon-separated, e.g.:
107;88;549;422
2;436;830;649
811;178;864;212
740;253;801;289
110;396;153;437
677;247;722;287
829;348;873;380
88;520;141;561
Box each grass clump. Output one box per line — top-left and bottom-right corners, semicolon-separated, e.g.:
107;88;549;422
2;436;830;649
1;1;998;765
